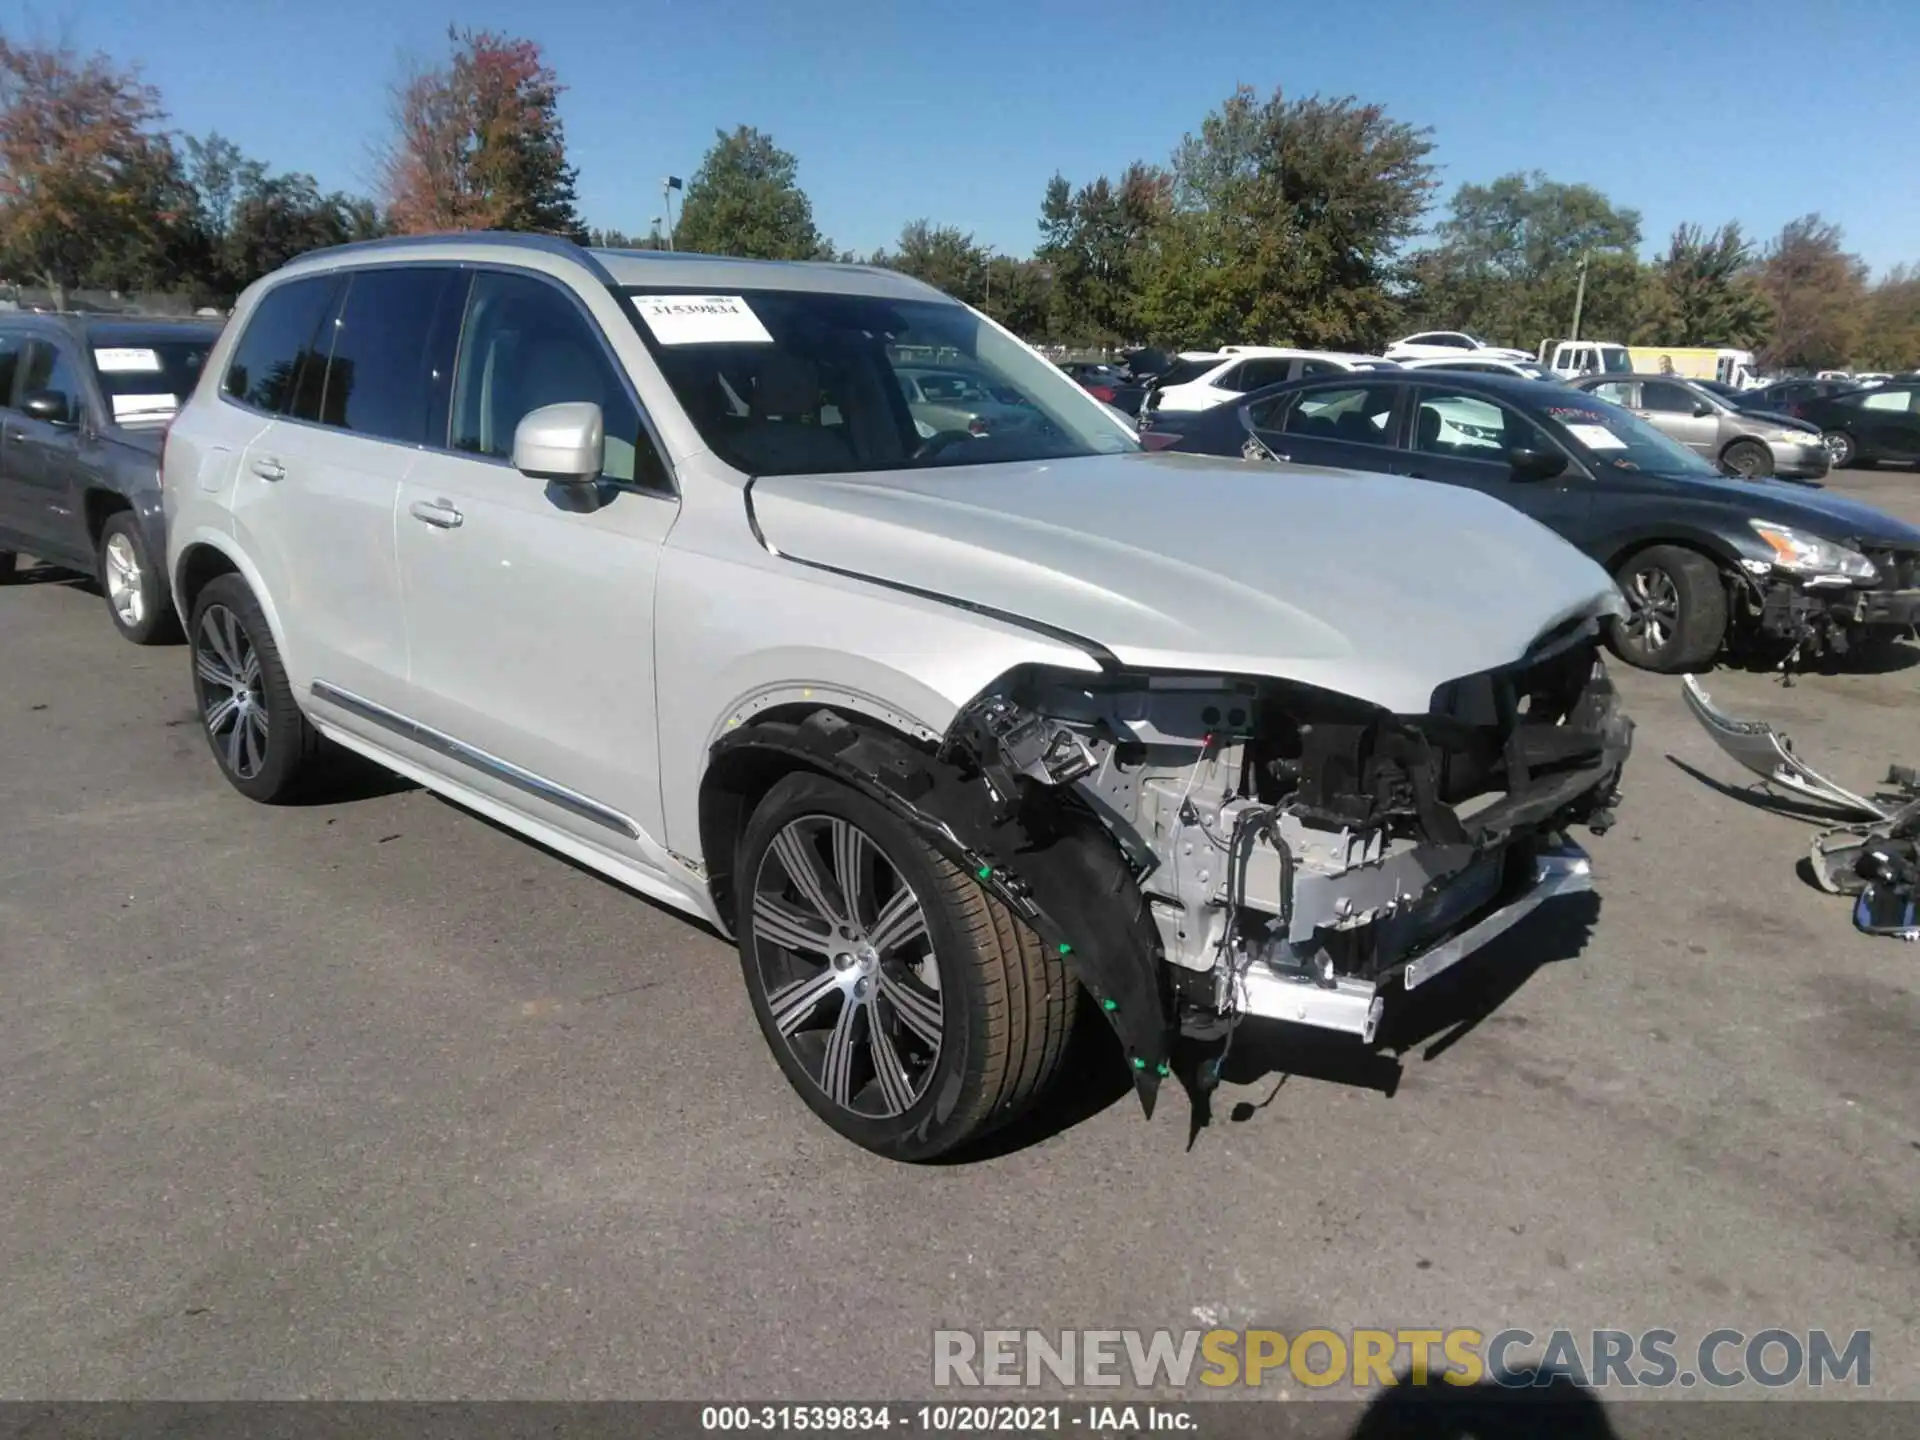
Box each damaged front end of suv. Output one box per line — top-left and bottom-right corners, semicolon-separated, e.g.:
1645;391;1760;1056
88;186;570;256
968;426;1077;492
731;621;1632;1119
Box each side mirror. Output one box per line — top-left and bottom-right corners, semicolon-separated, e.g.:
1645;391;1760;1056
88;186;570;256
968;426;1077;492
512;401;603;484
1692;400;1714;417
23;390;72;425
1509;446;1569;482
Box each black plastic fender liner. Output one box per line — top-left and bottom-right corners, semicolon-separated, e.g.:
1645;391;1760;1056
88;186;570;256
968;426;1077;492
709;709;1172;1114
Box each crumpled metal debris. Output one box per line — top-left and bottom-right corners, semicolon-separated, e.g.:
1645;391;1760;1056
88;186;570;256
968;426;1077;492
1681;675;1920;940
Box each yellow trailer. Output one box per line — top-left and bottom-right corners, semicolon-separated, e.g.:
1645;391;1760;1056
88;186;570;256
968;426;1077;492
1627;347;1760;387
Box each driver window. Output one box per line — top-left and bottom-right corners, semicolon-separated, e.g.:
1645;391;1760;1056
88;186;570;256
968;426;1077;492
19;341;82;418
450;270;662;489
1640;381;1696;413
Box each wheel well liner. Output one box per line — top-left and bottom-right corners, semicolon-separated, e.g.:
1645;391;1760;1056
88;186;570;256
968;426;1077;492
1603;534;1735;579
83;489;132;548
174;543;240;619
706;709;1171;1113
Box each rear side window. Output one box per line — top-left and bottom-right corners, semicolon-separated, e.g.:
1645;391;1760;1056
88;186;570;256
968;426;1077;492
224;277;337;415
0;335;21;408
312;267;464;443
1281;384;1397;445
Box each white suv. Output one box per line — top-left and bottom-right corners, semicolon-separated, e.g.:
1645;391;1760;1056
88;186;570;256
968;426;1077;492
163;234;1632;1160
1147;347;1398;414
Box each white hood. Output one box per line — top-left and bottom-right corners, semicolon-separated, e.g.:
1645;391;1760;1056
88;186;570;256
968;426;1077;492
748;452;1625;714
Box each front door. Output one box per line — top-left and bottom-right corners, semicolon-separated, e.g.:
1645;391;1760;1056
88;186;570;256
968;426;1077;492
1399;385;1593;539
4;337;91;565
1852;386;1920;461
395;267;681;857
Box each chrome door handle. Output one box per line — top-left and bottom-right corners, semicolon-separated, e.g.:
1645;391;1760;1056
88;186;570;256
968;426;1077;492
409;498;464;529
250;457;285;481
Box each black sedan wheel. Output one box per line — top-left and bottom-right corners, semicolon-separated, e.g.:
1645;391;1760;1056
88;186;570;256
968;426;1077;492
735;770;1075;1161
1821;430;1858;469
1606;545;1729;673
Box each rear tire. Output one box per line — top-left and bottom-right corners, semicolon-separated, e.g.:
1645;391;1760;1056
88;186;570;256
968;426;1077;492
1606;545;1728;672
735;769;1077;1161
98;512;180;645
1720;439;1773;479
1821;430;1858;469
188;574;325;803
0;550;15;583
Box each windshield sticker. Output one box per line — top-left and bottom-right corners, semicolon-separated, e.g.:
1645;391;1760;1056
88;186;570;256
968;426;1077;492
94;347;164;373
633;295;773;346
110;392;178;422
1563;422;1626;450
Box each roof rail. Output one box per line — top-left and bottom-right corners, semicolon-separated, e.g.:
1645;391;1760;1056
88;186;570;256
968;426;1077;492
291;230;615;285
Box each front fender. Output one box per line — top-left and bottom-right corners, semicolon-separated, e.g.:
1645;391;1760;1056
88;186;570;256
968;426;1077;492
712;710;1171;1116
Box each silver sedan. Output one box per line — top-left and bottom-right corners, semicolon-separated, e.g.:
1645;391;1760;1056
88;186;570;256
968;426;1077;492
1572;374;1829;482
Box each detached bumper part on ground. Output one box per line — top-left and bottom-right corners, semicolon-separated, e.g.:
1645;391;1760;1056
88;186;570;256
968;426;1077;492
1682;676;1920;941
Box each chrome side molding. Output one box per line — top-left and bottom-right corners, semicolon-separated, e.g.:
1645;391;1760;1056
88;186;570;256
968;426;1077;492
309;680;640;840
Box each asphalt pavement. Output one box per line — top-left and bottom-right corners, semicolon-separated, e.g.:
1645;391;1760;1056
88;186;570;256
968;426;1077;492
1;473;1916;1405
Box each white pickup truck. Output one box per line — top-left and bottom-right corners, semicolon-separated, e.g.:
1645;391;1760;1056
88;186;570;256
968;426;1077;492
1539;339;1632;379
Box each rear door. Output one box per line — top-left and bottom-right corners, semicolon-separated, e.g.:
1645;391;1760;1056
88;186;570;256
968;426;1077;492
1400;383;1593;538
5;335;92;565
1247;379;1404;472
0;333;29;544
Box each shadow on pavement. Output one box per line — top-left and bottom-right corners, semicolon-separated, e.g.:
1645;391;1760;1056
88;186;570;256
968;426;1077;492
1347;1371;1619;1439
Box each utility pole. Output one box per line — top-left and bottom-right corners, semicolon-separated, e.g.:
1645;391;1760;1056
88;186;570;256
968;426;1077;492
662;176;683;250
1570;252;1590;342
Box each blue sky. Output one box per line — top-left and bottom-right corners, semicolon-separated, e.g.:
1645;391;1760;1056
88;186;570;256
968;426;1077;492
15;0;1920;272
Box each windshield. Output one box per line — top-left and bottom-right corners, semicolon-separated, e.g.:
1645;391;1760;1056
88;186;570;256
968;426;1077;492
1598;347;1631;374
1540;398;1719;476
623;288;1136;475
89;331;215;423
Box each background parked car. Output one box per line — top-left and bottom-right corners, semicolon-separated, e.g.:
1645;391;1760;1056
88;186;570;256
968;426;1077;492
1730;377;1862;417
1151;369;1920;672
1142;347;1396;416
896;367;1039;439
1383;331;1531;363
1569;373;1828;481
1398;355;1565;382
1796;381;1920;469
0;313;221;642
1059;360;1123;403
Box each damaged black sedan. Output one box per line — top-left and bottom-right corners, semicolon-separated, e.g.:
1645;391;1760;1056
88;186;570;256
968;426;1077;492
1146;371;1920;672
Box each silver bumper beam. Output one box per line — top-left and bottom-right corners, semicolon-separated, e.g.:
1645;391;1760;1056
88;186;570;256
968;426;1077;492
1235;843;1594;1042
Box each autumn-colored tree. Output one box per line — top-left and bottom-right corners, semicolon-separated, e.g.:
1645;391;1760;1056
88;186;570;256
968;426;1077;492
383;27;583;240
1752;214;1868;371
0;38;176;308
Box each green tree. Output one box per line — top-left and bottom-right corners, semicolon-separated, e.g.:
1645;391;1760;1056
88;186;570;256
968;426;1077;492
1410;171;1642;348
1036;163;1170;345
874;220;988;304
981;255;1050;338
225;172;365;284
1640;222;1772;347
1152;87;1435;349
1860;264;1920;371
1752;214;1868;370
382;27;583;241
673;125;825;260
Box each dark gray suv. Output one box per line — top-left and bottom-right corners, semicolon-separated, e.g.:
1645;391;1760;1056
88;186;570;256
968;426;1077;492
0;312;222;642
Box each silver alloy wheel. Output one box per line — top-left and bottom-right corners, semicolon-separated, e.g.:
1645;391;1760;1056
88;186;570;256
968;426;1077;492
750;815;943;1118
1822;431;1853;466
103;532;144;627
1622;566;1681;653
194;604;269;780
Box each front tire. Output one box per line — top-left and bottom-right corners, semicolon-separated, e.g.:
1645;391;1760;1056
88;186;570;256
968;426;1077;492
736;770;1076;1161
1720;439;1773;479
1606;545;1729;672
98;512;180;645
188;574;324;802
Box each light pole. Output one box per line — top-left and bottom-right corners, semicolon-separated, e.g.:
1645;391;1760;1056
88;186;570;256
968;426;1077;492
649;217;663;251
662;175;683;249
1570;251;1590;343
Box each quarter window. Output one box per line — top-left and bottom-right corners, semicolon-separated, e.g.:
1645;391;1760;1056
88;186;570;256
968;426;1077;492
311;267;464;444
450;271;662;488
224;276;338;416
